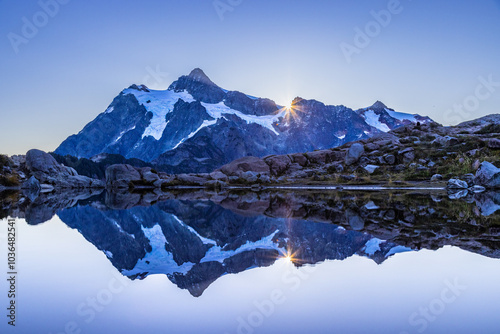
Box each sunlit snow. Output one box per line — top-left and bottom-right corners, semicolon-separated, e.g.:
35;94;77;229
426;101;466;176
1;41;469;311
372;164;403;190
200;230;283;263
123;88;195;140
122;224;194;276
363;110;390;132
385;108;417;123
202;102;285;136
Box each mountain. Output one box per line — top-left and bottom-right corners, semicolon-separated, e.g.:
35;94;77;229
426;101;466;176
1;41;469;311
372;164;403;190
55;68;433;173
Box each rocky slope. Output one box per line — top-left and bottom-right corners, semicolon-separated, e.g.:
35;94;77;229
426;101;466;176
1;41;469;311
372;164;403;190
0;149;104;202
54;68;431;173
115;114;498;193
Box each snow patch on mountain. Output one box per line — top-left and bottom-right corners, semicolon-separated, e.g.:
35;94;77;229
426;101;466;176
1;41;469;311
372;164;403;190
113;126;136;144
385;108;417;123
363;238;384;256
363;110;390;132
200;230;283;263
172;119;218;150
122;88;195;140
122;224;194;277
385;245;412;258
172;215;217;245
202;102;285;136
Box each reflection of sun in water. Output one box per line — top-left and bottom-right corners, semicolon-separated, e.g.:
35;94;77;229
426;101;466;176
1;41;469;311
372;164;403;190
281;248;297;264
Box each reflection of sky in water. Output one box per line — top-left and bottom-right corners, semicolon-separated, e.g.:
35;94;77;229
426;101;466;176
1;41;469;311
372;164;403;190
1;217;500;334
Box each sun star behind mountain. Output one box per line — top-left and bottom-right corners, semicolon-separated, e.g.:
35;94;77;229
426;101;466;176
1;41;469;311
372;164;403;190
55;68;432;173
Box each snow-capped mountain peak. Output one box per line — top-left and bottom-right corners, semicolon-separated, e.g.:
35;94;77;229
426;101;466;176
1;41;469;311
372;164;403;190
55;68;435;173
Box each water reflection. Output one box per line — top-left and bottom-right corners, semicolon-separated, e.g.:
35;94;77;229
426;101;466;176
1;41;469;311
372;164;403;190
57;199;407;297
2;187;499;297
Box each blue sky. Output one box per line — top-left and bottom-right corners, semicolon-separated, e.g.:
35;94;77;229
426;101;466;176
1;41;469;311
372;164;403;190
1;0;499;155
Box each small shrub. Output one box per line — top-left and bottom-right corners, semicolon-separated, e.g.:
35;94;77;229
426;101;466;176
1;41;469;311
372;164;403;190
0;174;19;187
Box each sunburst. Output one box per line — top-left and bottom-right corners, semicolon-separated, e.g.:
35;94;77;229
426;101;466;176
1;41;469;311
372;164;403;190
281;100;303;124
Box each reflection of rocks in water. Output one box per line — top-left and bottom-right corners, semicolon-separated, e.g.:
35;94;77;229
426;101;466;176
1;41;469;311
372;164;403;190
216;190;500;258
475;192;500;216
1;189;104;225
56;199;402;297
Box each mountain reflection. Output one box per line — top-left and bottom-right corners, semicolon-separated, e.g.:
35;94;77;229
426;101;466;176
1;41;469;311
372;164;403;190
57;198;407;297
2;188;500;296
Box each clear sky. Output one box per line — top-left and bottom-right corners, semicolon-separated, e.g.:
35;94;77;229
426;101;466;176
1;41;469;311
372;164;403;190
1;0;499;156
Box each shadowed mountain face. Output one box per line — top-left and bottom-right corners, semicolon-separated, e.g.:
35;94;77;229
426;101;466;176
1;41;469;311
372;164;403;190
56;198;405;297
54;69;432;173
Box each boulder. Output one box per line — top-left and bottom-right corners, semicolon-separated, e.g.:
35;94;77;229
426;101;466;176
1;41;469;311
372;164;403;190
431;174;443;182
383;154;396;165
153;178;171;188
21;176;41;202
265;155;292;176
474;192;500;216
139;167;160;183
22;176;41;190
345;143;365;166
64;166;78;176
363;201;380;210
432;136;459;147
346;209;364;230
63;175;100;188
25;149;62;174
448;189;469;200
241;171;259;183
40;184;55;192
462;173;475;187
475;162;500;188
290;153;308;167
25;149;104;189
259;174;272;183
287;163;304;174
370;132;399;144
447;179;468;189
210;171;228;181
220;156;270;176
364;143;380;151
106;164;142;189
470;185;486;193
176;174;208;186
398;148;415;163
306;150;344;164
364;165;380;174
